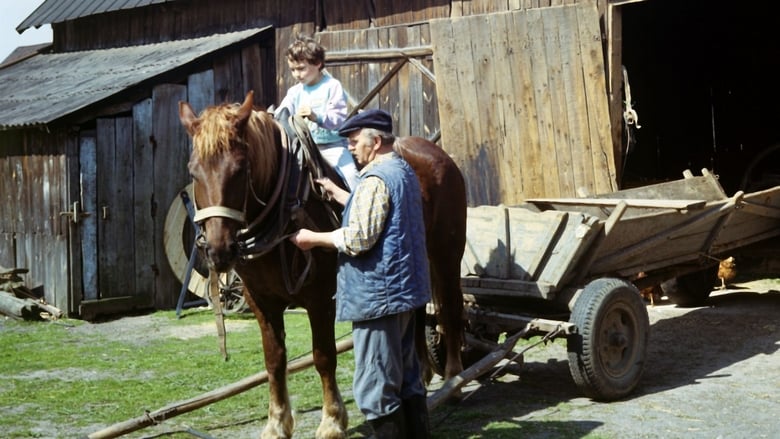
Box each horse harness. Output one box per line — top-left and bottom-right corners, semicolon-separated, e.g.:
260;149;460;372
192;111;343;294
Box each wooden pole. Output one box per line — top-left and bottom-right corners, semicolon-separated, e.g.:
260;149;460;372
87;339;354;439
426;328;527;411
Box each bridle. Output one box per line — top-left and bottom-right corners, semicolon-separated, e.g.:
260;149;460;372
192;113;340;293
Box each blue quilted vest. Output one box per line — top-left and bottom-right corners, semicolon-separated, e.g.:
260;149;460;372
335;154;431;322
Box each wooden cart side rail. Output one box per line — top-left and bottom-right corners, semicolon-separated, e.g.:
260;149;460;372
711;228;780;255
526;197;707;211
740;198;780;219
590;194;742;274
461;277;556;299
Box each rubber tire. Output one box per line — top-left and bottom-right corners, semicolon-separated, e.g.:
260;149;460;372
424;316;447;378
662;266;717;307
567;278;649;401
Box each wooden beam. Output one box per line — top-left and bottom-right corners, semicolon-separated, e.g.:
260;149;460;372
326;46;432;62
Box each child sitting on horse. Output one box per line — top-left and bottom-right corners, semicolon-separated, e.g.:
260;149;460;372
276;34;359;191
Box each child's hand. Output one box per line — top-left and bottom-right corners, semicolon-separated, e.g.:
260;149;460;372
296;105;317;122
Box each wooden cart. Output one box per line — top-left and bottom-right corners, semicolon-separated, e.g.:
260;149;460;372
429;169;780;402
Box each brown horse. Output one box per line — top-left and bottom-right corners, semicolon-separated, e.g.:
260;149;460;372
178;91;464;438
393;137;466;382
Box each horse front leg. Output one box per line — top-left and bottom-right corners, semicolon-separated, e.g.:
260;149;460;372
248;296;294;439
307;301;348;439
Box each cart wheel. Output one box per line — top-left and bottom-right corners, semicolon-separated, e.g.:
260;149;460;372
424;315;446;378
567;278;649;401
425;315;500;383
661;265;717;307
204;271;247;314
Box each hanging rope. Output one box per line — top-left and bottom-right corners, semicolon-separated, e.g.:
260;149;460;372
622;65;641;130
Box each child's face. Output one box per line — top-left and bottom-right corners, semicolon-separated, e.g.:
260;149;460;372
288;59;322;86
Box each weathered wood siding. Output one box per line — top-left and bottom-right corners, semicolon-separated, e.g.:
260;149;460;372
430;4;616;206
0;131;70;312
311;25;439;139
3;0;617;316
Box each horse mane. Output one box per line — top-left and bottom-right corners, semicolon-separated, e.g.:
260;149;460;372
192;102;280;193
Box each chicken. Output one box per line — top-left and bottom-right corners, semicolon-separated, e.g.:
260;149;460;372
717;256;737;289
634;271;662;306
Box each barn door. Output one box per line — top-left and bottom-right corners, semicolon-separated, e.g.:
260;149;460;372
76;116;153;319
429;3;617;206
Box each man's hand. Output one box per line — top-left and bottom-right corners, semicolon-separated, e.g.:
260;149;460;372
289;228;335;250
317;177;350;205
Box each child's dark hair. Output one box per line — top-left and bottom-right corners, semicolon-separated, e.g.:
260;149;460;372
286;34;326;70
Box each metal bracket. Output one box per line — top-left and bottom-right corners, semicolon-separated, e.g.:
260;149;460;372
59;201;91;224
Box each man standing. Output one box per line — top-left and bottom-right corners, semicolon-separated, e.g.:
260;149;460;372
289;109;430;438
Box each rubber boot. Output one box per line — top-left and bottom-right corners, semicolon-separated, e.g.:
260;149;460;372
402;394;431;439
368;407;406;439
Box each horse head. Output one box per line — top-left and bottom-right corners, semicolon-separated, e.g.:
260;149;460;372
178;91;280;273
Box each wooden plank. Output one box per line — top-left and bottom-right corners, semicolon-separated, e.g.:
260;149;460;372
405;26;424;137
133;99;156;301
537;212;601;288
97;118;119;299
187;70;216;115
366;28;381;109
559;3;595;196
213;52;243;104
544;6;576;197
79;134;98;301
489;12;525;202
430;18;471;188
378;27;394;115
525;197;708;210
461;278;555;299
461;206;509;278
527;8;560;197
419;24;439;142
575;3;617;193
242;44;265;103
507;209;569;280
64;133;82;315
512;10;544;201
152;84;190;309
113;116;136;298
470;13;500;203
450;16;485;203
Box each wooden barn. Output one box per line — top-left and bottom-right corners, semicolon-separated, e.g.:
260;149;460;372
1;0;778;319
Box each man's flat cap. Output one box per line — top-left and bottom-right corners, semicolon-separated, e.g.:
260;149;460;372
337;109;393;136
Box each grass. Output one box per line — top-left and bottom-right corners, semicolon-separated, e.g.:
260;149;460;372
1;309;591;438
0;310;356;438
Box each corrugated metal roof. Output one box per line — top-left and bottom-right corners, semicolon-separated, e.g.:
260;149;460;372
0;26;271;130
17;0;176;32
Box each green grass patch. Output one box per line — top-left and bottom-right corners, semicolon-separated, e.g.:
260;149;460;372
0;310;354;438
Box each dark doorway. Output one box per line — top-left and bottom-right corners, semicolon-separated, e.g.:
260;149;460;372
620;0;780;194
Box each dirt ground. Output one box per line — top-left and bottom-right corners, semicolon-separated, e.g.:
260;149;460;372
37;278;780;438
429;278;780;438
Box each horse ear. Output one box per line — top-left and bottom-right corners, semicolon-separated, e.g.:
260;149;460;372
179;101;198;135
235;91;255;130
